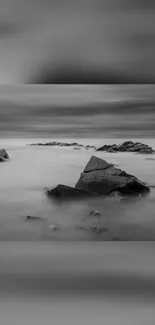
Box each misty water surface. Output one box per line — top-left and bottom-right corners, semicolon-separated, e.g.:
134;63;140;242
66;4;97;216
0;138;155;240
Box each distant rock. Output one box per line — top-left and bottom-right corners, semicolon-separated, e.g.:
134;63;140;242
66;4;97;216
75;155;150;196
48;224;58;231
30;141;96;150
0;149;9;162
76;225;108;233
46;184;96;198
25;215;43;221
97;141;155;154
89;210;102;216
31;141;84;148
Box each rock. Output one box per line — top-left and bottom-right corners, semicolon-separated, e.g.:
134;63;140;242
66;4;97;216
31;141;84;148
89;210;102;216
46;184;96;198
0;149;9;161
30;141;97;151
76;225;108;233
75;156;150;196
48;224;58;231
25;215;42;221
96;141;154;154
89;226;108;233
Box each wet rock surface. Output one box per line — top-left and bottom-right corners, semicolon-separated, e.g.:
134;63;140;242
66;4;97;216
46;184;95;198
0;149;9;162
45;156;150;200
75;156;150;196
97;141;155;154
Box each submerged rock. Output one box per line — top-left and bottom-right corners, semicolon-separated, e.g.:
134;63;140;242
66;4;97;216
111;191;142;202
48;224;58;231
76;225;108;233
0;149;9;161
46;184;95;198
75;156;150;196
97;141;154;154
89;210;102;216
25;215;42;221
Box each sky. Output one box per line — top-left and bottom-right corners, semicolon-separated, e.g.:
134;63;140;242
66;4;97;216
0;0;155;84
0;85;155;138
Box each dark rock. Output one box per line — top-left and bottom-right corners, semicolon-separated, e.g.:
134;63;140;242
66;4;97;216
25;215;42;221
0;149;9;161
30;141;97;151
46;184;96;198
75;156;150;196
31;141;84;148
97;141;154;154
84;155;113;172
89;210;102;216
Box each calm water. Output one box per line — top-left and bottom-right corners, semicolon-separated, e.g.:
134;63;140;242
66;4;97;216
0;138;155;240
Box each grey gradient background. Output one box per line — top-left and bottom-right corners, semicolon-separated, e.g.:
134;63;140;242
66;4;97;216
0;0;155;84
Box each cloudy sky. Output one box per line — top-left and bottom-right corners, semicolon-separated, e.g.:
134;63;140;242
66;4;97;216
0;85;155;138
0;0;155;83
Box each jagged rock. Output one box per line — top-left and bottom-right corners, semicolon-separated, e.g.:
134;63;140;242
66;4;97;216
0;149;9;161
97;141;154;154
75;156;150;196
46;184;96;198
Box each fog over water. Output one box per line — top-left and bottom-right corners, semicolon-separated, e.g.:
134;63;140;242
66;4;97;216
0;85;155;240
0;138;155;241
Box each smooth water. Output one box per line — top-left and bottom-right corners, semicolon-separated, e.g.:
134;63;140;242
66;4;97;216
0;138;155;240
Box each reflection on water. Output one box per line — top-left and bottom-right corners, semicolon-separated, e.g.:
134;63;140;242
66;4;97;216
0;138;155;240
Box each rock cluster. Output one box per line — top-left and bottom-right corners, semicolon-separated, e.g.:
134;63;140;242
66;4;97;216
30;141;96;150
30;140;154;154
0;149;9;162
46;155;150;199
97;141;154;154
